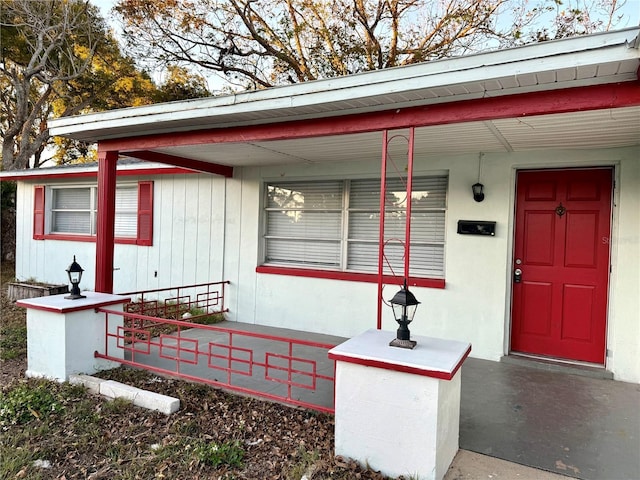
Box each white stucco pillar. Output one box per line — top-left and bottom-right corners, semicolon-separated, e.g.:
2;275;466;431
329;329;471;480
17;292;130;382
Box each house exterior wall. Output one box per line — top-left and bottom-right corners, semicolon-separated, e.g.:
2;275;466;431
15;173;227;293
13;145;640;382
223;145;639;383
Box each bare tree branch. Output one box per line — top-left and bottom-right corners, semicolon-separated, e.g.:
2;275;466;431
117;0;630;90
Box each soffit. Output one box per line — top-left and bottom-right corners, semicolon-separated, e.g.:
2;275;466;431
147;106;640;166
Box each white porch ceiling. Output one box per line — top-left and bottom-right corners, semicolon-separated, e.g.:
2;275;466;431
149;106;640;167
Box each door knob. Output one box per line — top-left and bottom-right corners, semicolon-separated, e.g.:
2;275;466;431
514;268;522;283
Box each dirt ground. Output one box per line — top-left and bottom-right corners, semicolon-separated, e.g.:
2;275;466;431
0;355;26;387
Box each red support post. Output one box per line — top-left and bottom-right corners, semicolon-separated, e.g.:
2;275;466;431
377;130;389;330
377;129;416;329
404;127;415;279
96;148;118;293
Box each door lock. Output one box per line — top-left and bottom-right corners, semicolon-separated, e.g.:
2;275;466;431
514;268;522;283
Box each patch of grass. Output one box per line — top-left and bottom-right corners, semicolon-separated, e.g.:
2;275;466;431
1;262;27;361
171;417;201;436
194;439;245;468
0;381;86;479
0;377;168;478
149;437;245;472
0;371;393;479
187;306;225;325
94;366;158;384
0;323;27;360
0;442;45;480
0;380;65;426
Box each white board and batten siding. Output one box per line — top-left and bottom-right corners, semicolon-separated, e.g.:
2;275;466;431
15;174;227;295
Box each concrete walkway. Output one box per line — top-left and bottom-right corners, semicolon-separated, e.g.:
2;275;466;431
445;450;568;480
124;322;640;480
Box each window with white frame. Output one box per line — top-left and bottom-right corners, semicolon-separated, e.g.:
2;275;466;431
34;181;153;245
263;175;447;278
50;185;138;237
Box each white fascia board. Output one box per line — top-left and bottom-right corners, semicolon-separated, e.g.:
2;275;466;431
49;27;639;140
0;161;175;180
0;166;97;179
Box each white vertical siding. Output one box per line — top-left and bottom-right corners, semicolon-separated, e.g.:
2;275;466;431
15;174;227;294
194;176;213;284
222;173;244;322
225;167;262;325
15;182;96;287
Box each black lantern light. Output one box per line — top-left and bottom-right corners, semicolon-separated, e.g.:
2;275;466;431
472;182;485;202
389;279;420;349
65;256;86;300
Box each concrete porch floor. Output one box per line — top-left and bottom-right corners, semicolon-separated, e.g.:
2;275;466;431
125;322;640;480
459;357;640;480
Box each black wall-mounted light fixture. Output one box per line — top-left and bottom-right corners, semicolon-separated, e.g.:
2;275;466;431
472;182;485;202
389;279;420;349
65;256;86;300
473;153;485;202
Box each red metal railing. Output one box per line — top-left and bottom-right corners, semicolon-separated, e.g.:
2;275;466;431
95;301;337;413
118;281;230;323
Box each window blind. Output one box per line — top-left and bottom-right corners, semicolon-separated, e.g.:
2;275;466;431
265;181;343;268
46;184;144;240
51;187;94;234
263;175;447;278
114;186;138;237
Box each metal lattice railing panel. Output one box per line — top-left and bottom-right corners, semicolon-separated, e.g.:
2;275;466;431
97;282;337;413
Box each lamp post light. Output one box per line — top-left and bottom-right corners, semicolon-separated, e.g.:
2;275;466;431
389;279;420;349
65;256;86;300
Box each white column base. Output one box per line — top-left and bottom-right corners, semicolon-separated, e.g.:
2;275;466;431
330;329;471;480
19;293;129;382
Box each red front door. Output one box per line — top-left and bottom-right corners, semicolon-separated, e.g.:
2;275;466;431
511;169;612;364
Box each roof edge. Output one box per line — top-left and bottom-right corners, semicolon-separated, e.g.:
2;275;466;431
49;27;640;140
0;161;199;181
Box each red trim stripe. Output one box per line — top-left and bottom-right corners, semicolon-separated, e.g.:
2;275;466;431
123;150;233;178
256;265;445;289
329;344;472;380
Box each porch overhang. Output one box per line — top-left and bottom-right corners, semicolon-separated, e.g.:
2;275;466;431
47;27;640;169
